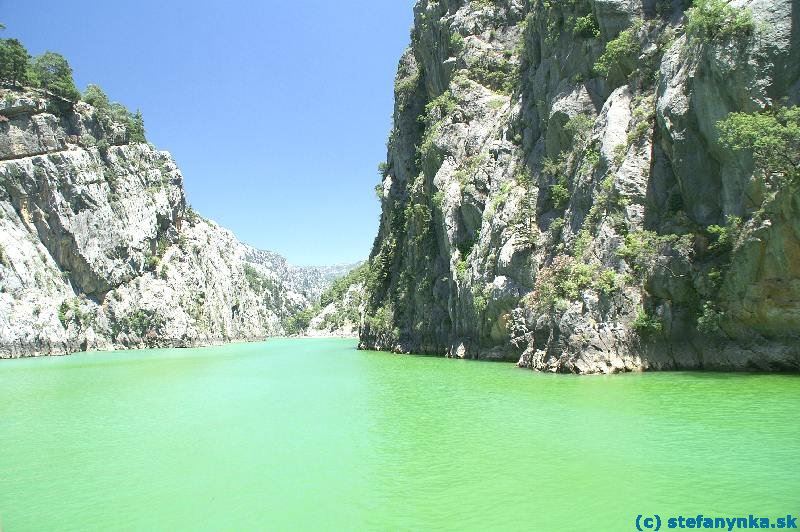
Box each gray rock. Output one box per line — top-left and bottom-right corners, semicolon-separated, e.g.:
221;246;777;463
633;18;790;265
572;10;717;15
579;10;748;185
360;0;800;373
0;87;356;358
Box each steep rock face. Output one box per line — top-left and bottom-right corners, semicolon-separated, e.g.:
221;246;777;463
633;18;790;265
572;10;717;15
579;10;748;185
0;88;342;357
360;0;800;372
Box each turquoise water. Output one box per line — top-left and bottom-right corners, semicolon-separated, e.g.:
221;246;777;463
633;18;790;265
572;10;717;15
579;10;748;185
0;338;798;530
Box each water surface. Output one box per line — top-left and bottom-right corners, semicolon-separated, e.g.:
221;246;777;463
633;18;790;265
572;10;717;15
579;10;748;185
1;338;797;530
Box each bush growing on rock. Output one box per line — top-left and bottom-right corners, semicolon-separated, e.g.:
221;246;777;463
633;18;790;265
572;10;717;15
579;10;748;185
717;106;800;187
82;85;147;143
572;13;600;39
417;90;457;171
594;21;642;79
466;54;517;95
96;138;110;155
707;216;743;254
0;38;30;86
115;310;165;344
633;308;663;336
82;84;110;110
525;255;599;311
30;52;80;101
128;110;146;143
449;32;465;54
686;0;754;43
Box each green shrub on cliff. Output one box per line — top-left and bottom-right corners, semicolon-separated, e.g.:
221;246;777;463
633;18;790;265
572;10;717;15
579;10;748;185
128;110;146;143
564;113;594;145
118;309;165;341
30;52;80;101
82;84;147;144
633;308;663;336
58;297;95;329
417;91;457;171
364;304;399;341
449;32;465;54
697;301;724;334
594;21;642;78
526;255;597;311
717;106;800;187
707;216;743;253
83;84;110;110
550;179;570;209
0;38;30;85
616;230;693;286
572;13;600;39
467;54;517;95
686;0;754;43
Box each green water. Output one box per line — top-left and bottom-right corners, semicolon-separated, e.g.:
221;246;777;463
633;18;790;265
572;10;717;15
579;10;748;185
0;338;798;531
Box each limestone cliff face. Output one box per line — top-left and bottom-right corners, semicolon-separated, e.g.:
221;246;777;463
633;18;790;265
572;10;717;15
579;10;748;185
360;0;800;372
0;88;341;357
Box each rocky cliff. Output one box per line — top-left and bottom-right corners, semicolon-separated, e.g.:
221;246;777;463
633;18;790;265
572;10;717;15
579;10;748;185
0;87;349;357
360;0;800;373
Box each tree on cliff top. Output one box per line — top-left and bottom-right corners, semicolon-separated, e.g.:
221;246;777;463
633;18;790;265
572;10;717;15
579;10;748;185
83;83;110;110
30;51;80;101
0;38;30;86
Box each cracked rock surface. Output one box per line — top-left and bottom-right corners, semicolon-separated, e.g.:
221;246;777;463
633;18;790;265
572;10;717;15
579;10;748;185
359;0;800;373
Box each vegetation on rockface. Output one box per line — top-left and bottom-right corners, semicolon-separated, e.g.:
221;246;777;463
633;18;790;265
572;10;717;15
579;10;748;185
571;13;600;39
685;106;800;334
0;38;29;86
717;106;800;187
58;297;95;329
83;84;147;143
393;53;422;114
466;54;518;95
29;52;80;102
610;102;797;340
524;256;595;312
594;21;642;79
111;309;166;347
417;90;456;174
0;28;146;143
685;0;755;43
0;27;77;100
633;308;664;336
243;264;299;329
357;0;797;372
542;112;595;212
317;263;369;330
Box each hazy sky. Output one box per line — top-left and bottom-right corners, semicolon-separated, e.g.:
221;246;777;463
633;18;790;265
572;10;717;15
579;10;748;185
1;0;415;265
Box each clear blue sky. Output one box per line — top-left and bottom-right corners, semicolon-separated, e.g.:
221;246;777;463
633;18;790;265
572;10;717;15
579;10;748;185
1;0;414;265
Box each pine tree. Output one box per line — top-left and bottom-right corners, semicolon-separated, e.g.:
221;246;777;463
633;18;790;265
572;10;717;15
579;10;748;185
0;38;30;85
30;51;80;101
